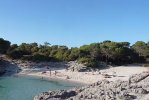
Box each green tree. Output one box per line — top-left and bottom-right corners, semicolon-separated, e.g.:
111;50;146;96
0;38;11;54
132;41;147;57
69;47;80;60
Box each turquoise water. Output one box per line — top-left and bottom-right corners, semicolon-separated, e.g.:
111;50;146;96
0;76;82;100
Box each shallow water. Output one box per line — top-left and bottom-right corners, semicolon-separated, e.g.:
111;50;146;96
0;76;82;100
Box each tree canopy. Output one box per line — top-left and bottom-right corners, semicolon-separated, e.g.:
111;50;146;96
1;38;149;68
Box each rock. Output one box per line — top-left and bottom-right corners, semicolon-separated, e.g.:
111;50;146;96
129;73;149;83
34;73;149;100
0;60;7;75
140;94;149;100
66;61;102;72
0;60;6;75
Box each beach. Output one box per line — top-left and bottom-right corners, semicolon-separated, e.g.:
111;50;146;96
18;64;149;84
3;57;149;84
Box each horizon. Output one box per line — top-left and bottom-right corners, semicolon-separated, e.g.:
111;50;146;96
0;0;149;47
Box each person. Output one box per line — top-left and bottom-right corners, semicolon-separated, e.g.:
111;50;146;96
55;71;57;76
65;66;68;71
72;67;74;72
49;69;51;76
113;71;116;77
66;76;70;79
128;77;131;85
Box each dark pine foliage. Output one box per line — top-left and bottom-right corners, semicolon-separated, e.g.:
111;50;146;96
0;38;149;68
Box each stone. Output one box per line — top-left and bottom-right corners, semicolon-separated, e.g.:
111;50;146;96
34;73;149;100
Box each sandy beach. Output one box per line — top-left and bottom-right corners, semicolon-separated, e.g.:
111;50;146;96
18;65;149;84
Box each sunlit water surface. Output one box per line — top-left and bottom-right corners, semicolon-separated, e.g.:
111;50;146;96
0;76;83;100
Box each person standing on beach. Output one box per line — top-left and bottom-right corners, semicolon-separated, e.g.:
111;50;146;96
72;67;74;72
55;71;57;76
65;66;68;71
112;71;116;77
49;69;51;76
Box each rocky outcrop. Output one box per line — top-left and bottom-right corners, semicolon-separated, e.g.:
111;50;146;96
66;61;97;72
8;60;101;72
1;54;104;72
67;61;107;72
0;61;5;75
34;73;149;100
129;73;149;83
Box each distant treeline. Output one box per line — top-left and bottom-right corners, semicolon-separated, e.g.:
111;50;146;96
0;38;149;67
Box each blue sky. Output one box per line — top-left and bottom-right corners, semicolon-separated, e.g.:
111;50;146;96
0;0;149;47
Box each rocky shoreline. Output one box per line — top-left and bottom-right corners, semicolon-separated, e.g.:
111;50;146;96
34;73;149;100
0;60;6;75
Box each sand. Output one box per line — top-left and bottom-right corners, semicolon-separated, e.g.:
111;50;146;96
17;64;149;84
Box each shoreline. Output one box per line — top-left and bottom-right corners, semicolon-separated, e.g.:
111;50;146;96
2;57;149;85
16;65;149;85
17;73;86;85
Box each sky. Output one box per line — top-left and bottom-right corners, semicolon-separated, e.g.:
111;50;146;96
0;0;149;47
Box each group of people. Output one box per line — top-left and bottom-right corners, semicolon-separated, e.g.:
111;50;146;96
46;66;58;76
41;66;58;79
41;70;57;79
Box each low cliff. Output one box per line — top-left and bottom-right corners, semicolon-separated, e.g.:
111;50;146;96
0;60;6;75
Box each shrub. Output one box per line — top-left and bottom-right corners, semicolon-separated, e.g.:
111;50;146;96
78;57;98;67
7;50;24;59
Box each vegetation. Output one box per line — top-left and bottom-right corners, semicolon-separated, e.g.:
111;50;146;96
0;38;149;68
0;38;10;54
